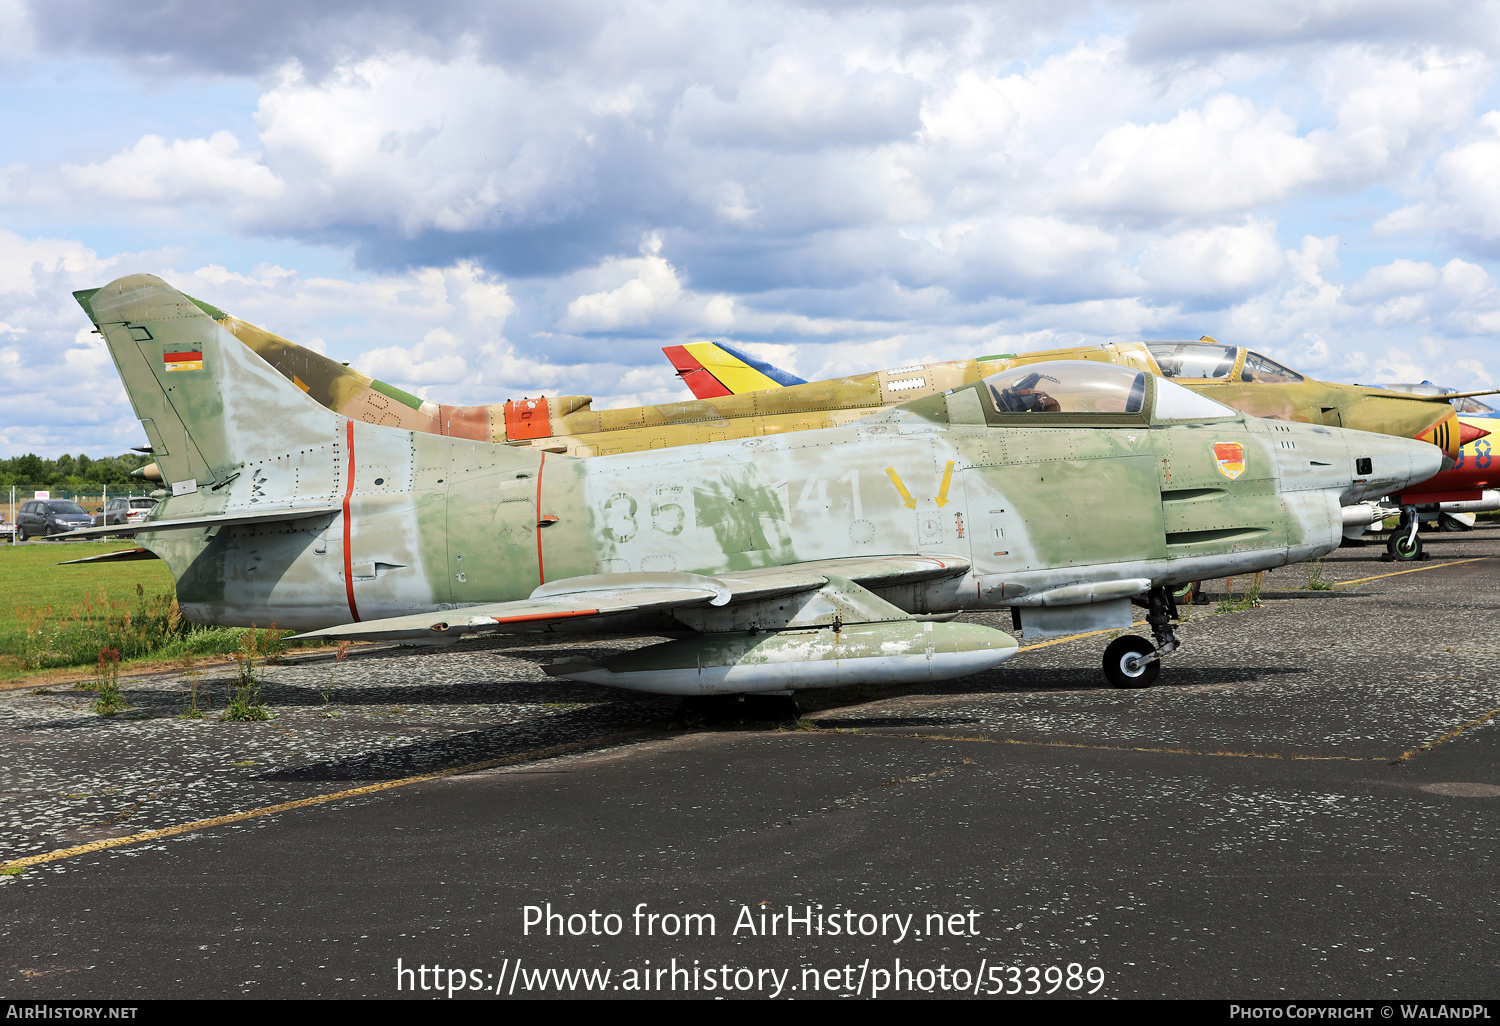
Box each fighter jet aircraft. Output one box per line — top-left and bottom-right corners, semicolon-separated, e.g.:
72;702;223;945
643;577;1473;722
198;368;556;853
1336;382;1498;559
668;339;1482;461
71;275;1439;693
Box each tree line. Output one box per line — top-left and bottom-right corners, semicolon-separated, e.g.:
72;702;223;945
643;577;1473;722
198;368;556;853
0;452;155;494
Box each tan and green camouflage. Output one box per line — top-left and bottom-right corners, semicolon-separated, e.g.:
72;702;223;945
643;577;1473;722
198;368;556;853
175;299;1471;466
71;274;1441;693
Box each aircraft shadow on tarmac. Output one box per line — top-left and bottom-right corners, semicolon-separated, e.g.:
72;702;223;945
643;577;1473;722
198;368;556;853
253;707;678;783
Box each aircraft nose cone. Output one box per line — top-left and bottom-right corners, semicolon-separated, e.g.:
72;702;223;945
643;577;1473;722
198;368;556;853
1344;432;1444;504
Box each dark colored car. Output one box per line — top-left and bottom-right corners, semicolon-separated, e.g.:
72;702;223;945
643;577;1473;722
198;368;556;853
92;496;160;528
16;500;94;540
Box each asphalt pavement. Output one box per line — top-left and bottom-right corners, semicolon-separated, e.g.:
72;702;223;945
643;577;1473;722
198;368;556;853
1;526;1497;1000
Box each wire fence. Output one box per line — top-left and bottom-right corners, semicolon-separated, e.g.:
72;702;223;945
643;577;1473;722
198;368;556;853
3;486;160;529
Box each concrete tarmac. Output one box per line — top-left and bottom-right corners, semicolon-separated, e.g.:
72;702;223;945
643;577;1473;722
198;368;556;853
1;527;1497;999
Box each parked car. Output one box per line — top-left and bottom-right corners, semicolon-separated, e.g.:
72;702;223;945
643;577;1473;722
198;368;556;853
92;496;160;528
16;499;94;540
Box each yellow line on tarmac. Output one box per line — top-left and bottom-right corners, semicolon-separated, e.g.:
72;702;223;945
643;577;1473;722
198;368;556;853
1018;622;1154;652
1334;557;1488;589
0;731;642;874
1018;627;1126;653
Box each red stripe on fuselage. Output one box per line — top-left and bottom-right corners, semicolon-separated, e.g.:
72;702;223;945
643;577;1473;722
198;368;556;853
342;419;360;622
535;452;546;586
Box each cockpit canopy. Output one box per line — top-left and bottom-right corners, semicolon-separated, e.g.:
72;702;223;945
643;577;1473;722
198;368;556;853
976;359;1238;423
1147;342;1304;384
983;361;1146;416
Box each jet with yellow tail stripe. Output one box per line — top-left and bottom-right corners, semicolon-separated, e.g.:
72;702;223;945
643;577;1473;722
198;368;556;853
663;338;1487;466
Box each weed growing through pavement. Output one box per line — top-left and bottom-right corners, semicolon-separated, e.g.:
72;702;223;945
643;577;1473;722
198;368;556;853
261;624;289;665
90;647;127;715
318;683;339;718
1216;572;1266;613
177;655;204;719
222;627;272;722
1304;560;1335;591
335;640;352;662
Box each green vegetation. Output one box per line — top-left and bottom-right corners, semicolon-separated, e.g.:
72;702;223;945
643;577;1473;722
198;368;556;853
1303;560;1335;591
0;542;317;683
177;656;205;719
222;627;275;722
89;648;128;715
1216;571;1265;613
0;452;154;495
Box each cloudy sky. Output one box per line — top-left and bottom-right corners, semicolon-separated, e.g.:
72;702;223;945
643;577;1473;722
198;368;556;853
3;0;1499;455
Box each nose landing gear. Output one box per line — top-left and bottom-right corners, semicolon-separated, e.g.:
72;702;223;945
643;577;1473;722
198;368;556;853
1103;586;1181;689
1383;504;1427;562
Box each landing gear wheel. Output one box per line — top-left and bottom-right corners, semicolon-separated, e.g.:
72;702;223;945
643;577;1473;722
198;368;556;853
1173;580;1209;605
1386;528;1423;561
1103;635;1159;689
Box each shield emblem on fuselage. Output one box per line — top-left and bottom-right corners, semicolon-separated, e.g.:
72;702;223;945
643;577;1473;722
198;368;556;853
1213;441;1246;480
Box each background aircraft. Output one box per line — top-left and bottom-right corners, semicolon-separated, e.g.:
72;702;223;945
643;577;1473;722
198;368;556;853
669;338;1480;459
70;275;1440;693
1336;382;1500;558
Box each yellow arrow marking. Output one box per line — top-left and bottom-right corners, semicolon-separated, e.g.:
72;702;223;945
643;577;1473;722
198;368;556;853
885;467;916;509
934;460;956;508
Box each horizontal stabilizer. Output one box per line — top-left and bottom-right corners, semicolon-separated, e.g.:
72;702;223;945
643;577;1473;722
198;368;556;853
52;547;161;566
66;506;341;540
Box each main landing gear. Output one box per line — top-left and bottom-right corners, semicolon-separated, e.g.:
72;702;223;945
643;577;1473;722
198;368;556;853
1383;504;1427;562
1103;586;1182;689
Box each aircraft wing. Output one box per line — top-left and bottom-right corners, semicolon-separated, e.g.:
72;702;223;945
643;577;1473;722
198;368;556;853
290;555;969;642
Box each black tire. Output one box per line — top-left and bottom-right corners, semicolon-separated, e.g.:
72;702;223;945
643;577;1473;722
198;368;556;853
13;526;25;542
1103;635;1160;689
1386;529;1423;561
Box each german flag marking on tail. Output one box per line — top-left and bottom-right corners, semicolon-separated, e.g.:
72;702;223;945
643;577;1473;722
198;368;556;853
162;350;204;372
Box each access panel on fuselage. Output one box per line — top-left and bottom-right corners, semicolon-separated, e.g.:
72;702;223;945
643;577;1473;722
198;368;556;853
1152;424;1287;554
446;466;545;605
964;455;1167;576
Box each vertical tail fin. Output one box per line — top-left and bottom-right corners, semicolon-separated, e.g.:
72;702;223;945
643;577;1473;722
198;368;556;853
76;274;343;502
662;341;806;398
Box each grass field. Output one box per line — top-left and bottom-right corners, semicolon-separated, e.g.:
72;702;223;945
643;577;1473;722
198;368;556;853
0;540;319;684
